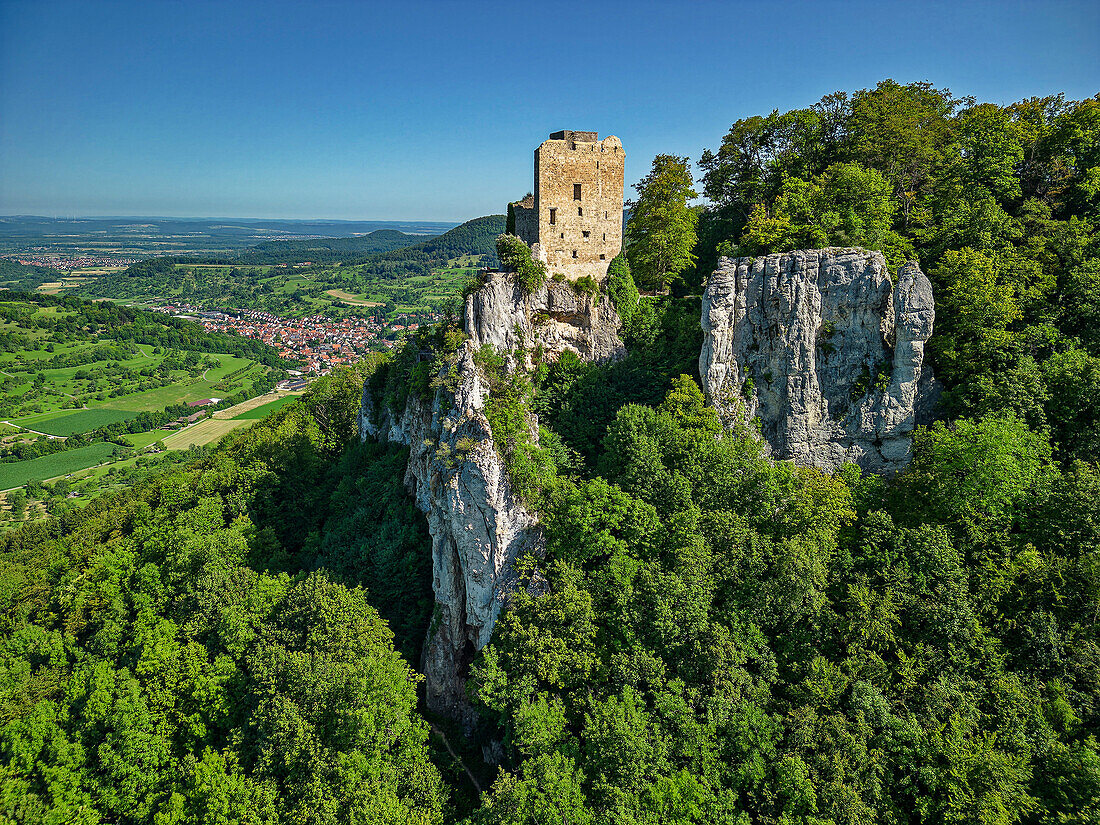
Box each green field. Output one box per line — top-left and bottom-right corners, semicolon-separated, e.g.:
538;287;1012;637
0;442;117;490
232;395;298;419
12;408;137;436
0;294;289;513
123;430;169;449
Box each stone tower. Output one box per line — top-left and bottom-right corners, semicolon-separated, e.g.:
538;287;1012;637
513;130;625;281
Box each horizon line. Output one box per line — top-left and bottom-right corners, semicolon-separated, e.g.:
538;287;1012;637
0;214;468;224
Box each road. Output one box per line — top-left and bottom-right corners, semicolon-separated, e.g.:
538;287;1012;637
1;421;66;439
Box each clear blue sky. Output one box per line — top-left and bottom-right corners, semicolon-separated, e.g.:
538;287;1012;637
1;0;1096;221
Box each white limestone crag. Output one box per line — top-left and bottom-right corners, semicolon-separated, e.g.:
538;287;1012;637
465;271;626;366
360;271;623;729
700;248;937;472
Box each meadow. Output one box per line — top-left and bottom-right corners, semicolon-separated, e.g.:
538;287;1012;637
231;394;299;419
161;418;251;450
10;408;137;436
0;442;116;489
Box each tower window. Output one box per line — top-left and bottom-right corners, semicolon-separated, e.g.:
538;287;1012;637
599;254;606;260
560;232;564;238
574;184;582;200
549;208;556;225
578;207;583;216
582;231;590;238
602;233;606;241
604;211;608;219
572;250;578;258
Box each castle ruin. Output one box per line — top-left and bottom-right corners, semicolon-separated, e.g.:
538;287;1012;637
512;130;625;281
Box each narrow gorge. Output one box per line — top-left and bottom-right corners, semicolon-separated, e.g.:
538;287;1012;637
359;272;624;727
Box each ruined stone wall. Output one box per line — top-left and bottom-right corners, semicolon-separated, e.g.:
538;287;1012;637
531;132;624;281
513;194;536;247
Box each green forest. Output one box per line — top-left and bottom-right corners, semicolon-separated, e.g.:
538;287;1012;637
1;82;1099;824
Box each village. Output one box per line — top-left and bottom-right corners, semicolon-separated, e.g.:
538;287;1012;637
150;303;441;374
7;252;144;270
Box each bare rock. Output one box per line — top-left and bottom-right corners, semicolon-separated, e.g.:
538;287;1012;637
699;248;937;473
465;271;625;366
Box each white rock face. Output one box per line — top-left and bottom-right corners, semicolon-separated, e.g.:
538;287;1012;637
361;272;623;728
700;248;937;472
465;271;626;365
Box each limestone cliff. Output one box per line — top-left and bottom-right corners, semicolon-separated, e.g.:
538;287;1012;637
360;272;623;729
700;248;937;472
465;271;625;365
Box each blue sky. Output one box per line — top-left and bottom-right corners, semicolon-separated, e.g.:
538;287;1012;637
1;0;1097;221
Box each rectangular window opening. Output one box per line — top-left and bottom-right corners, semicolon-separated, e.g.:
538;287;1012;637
599;254;606;261
573;184;582;200
572;249;578;258
582;231;590;239
549;208;556;225
578;207;583;216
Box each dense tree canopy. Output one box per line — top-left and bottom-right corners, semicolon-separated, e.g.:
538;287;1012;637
695;82;1100;467
0;368;445;824
470;379;1100;825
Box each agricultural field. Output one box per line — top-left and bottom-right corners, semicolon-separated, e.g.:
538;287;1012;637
161;418;251;450
231;394;299;419
10;408;137;436
0;291;289;508
0;442;116;490
52;214;504;319
79;260;475;319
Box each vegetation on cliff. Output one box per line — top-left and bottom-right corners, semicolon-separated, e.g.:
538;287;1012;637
695;82;1100;462
494;234;548;292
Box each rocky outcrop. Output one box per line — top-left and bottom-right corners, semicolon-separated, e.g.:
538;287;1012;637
700;248;937;472
465;271;625;365
361;272;623;729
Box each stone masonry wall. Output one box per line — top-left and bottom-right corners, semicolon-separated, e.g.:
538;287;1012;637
531;132;624;281
513;194;536;246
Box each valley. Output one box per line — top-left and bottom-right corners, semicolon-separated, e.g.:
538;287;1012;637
0;214;508;527
0;290;297;524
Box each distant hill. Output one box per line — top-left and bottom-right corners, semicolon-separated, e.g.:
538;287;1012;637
233;229;431;264
0;216;456;255
204;214;505;272
72;215;507;310
347;214;505;276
